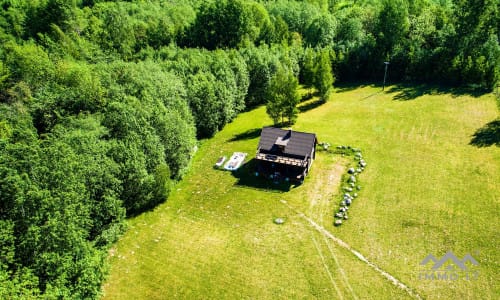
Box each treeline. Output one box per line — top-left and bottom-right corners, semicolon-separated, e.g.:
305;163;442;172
0;0;498;298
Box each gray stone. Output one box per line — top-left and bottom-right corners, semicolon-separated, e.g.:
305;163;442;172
356;185;361;190
353;193;358;198
334;219;343;226
348;168;355;174
274;218;285;225
335;212;343;218
345;199;352;206
343;214;349;220
356;168;362;173
348;175;356;183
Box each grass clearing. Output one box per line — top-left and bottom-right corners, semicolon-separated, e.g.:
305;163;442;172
102;85;499;299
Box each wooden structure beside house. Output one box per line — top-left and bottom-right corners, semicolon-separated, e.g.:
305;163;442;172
255;127;317;183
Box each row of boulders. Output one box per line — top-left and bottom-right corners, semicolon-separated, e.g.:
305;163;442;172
334;146;367;227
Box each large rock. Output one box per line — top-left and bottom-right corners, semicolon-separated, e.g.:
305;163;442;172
273;218;285;225
334;219;343;226
348;175;356;183
348;168;355;174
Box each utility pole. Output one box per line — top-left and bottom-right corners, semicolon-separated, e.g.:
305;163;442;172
382;61;390;91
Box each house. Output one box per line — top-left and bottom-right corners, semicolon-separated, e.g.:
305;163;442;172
255;127;317;183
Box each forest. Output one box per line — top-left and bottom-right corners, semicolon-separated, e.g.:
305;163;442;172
0;0;498;298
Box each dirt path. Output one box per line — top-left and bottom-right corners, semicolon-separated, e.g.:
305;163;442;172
306;162;358;299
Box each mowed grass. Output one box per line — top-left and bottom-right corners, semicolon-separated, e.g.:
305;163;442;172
102;85;499;299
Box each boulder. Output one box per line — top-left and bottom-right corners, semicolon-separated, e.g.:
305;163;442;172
334;219;343;226
335;212;344;218
273;218;285;225
348;168;355;174
348;175;356;183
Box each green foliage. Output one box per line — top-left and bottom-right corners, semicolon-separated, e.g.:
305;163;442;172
374;0;410;60
3;41;55;90
25;0;77;38
266;65;300;125
0;104;126;298
304;13;337;47
188;0;252;49
300;47;316;87
314;49;335;100
240;44;300;107
266;0;322;36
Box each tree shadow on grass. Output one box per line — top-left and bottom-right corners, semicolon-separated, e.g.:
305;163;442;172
470;119;500;147
231;159;292;192
228;128;262;142
298;98;325;113
386;84;490;101
334;81;369;93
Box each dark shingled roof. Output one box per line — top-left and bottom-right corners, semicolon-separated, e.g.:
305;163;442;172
257;127;316;158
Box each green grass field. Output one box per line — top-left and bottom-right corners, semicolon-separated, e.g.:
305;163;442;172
102;85;499;299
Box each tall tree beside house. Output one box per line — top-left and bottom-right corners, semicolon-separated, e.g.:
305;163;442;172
266;65;300;125
314;49;334;101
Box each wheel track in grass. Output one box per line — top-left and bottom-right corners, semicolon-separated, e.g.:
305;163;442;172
319;171;358;300
321;232;358;300
308;162;357;299
281;199;423;300
310;232;344;299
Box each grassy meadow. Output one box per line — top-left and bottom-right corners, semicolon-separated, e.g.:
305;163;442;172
102;85;499;299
